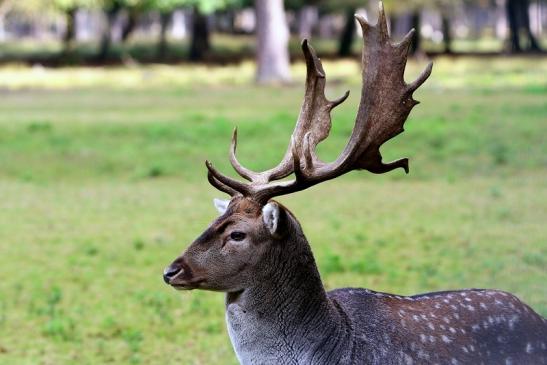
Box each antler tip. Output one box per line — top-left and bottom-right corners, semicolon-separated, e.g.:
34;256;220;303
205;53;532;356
330;89;350;109
408;61;433;93
402;159;409;174
355;14;372;36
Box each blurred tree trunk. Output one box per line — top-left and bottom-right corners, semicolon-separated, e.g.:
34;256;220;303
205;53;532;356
409;10;421;55
255;0;291;83
441;14;452;54
158;12;171;60
298;5;317;39
97;6;120;61
506;0;521;52
519;0;540;51
189;7;210;61
506;0;541;52
0;0;13;41
338;7;356;57
121;9;138;43
63;7;77;53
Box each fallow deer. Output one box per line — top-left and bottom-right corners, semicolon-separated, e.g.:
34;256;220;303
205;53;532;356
163;3;547;364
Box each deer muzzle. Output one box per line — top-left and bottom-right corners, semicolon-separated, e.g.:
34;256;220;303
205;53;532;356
163;258;198;289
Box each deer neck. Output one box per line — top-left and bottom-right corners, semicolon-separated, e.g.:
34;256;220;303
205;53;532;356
225;227;348;364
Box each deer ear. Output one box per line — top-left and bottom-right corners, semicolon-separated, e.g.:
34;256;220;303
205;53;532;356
262;202;280;235
213;198;230;215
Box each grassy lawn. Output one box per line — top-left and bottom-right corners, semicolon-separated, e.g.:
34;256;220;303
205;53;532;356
0;56;545;364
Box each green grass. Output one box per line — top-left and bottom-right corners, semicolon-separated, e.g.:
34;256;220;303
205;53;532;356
0;56;546;364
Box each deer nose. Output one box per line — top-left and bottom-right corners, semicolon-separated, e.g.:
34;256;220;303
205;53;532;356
163;265;183;284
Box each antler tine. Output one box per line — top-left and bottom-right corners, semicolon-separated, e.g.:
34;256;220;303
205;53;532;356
408;61;434;94
207;170;240;196
205;160;250;195
229;128;259;182
377;1;390;40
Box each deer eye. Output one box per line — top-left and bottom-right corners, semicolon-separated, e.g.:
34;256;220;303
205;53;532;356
230;231;246;241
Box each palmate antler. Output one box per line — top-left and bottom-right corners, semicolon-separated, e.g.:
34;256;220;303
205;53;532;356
206;2;433;204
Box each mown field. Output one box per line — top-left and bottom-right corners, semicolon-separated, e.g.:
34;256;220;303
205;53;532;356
0;55;546;364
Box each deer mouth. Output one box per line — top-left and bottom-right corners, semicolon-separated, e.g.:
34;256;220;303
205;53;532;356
170;278;206;290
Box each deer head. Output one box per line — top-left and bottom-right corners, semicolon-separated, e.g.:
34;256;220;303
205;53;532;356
164;3;432;293
163;196;295;292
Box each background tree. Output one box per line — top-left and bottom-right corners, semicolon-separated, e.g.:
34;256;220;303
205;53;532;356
96;0;126;61
51;0;97;54
317;0;361;57
0;0;14;40
285;0;320;39
506;0;541;53
255;0;291;83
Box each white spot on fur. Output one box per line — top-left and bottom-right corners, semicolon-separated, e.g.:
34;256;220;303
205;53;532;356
428;323;435;330
449;327;456;334
413;315;420;322
526;343;533;353
443;317;451;324
420;334;427;343
402;352;414;365
480;302;487;309
453;313;460;320
508;315;519;330
442;335;452;343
